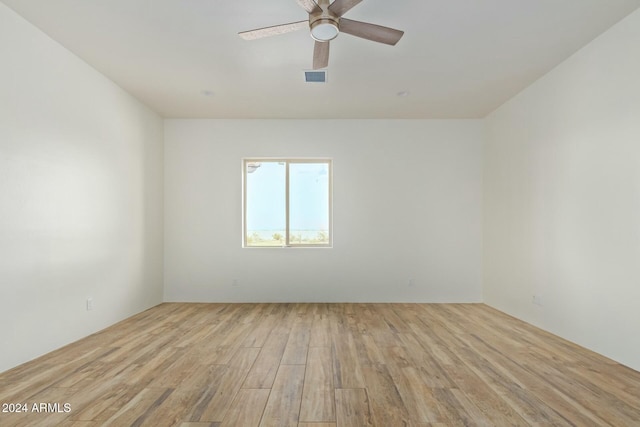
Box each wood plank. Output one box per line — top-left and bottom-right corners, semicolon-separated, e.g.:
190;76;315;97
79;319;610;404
308;304;332;348
361;363;412;425
300;346;335;422
259;365;305;427
135;387;202;427
180;423;218;427
281;313;312;365
57;421;99;427
355;334;385;366
331;331;365;389
219;388;269;427
241;309;280;348
379;355;444;423
100;387;173;426
430;353;529;426
298;424;336;427
71;382;146;421
334;388;373;427
242;326;291;389
189;347;260;422
431;387;482;426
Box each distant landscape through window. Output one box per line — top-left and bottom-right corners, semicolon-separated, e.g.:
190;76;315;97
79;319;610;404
243;159;332;247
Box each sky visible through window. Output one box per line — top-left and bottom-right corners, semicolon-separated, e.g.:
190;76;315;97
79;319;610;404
245;160;330;246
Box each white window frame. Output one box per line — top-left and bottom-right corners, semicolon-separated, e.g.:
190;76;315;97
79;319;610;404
242;158;333;248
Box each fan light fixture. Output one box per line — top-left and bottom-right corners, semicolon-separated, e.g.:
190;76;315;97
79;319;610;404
310;19;339;41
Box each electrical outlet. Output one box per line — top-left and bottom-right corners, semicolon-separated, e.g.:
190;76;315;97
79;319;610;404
87;297;94;311
232;279;239;287
532;295;543;306
408;278;414;287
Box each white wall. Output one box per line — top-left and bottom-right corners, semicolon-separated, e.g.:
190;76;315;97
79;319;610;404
165;120;483;303
484;10;640;370
0;4;164;372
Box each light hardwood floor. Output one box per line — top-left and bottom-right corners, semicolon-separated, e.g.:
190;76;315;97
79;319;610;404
1;303;639;426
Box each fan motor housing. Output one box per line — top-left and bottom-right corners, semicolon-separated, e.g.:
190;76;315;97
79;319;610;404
310;18;339;41
309;2;340;42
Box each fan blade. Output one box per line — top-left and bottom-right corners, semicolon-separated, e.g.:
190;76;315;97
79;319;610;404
295;0;322;14
239;21;308;40
339;18;404;45
328;0;362;17
313;41;330;69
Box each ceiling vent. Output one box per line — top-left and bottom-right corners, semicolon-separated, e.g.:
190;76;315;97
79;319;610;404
304;70;327;83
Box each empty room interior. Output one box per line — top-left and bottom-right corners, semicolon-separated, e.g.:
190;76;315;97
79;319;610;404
1;0;640;426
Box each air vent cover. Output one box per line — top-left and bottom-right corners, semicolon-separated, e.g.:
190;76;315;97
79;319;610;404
304;70;327;83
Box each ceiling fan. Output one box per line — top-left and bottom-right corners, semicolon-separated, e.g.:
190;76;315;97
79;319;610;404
239;0;404;69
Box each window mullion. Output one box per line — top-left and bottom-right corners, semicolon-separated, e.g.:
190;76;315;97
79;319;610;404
285;160;290;246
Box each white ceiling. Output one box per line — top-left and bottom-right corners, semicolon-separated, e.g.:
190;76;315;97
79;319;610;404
3;0;639;119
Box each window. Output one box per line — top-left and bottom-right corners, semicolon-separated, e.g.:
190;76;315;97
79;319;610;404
243;158;332;247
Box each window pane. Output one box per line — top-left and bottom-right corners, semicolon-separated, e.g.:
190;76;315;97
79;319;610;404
245;161;286;246
289;162;330;245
